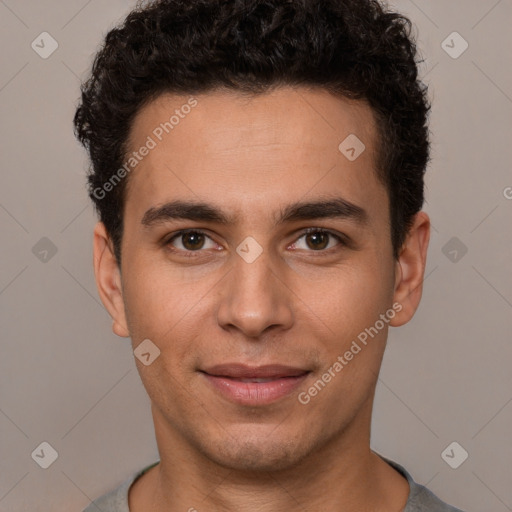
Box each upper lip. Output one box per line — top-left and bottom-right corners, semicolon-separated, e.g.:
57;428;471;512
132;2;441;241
201;363;310;379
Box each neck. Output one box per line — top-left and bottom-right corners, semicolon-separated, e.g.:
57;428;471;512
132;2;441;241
130;399;409;512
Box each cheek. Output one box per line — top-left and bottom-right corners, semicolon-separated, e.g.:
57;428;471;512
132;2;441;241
121;261;207;407
121;255;224;378
296;267;392;413
122;249;205;332
291;259;394;339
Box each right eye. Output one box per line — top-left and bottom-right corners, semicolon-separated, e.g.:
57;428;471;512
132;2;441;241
165;229;220;254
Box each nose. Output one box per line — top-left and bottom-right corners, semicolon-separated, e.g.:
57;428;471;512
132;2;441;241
216;246;294;339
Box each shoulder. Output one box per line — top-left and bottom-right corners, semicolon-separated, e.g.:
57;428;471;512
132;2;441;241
81;477;133;512
407;482;466;512
82;462;159;512
380;455;466;512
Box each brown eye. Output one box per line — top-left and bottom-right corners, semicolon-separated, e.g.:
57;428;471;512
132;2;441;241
305;231;330;250
181;231;205;250
291;229;344;252
166;230;217;252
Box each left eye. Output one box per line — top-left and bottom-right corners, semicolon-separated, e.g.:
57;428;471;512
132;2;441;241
290;229;343;251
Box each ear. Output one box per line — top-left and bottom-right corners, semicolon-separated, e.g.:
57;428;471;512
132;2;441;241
390;211;430;327
92;221;130;337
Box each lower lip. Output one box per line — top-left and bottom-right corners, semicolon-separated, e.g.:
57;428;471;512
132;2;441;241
201;373;309;406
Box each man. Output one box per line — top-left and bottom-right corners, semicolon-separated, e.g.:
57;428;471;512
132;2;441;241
74;0;465;510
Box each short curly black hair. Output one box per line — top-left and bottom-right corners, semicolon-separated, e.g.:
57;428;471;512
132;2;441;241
74;0;430;266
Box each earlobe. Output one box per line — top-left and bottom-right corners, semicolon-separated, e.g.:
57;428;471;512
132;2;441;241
92;221;130;338
390;211;430;327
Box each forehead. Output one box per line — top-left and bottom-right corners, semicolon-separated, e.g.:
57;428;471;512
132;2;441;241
129;86;377;153
122;86;386;224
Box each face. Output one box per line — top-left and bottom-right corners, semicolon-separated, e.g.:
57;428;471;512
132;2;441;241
94;86;429;473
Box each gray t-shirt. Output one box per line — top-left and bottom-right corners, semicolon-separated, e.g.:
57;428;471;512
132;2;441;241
83;455;465;511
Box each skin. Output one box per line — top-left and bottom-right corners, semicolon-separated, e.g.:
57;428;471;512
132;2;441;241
93;86;430;512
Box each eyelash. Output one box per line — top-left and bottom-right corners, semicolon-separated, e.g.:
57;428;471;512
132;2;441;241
164;227;346;256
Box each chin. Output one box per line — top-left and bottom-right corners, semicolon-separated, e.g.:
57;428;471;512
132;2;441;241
198;425;313;473
213;443;302;473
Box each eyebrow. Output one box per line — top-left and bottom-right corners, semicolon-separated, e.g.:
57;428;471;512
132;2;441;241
141;197;368;228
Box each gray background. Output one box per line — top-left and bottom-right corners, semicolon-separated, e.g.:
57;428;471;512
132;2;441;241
0;1;511;510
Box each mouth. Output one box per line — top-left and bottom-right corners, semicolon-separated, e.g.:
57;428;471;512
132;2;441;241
199;364;311;405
